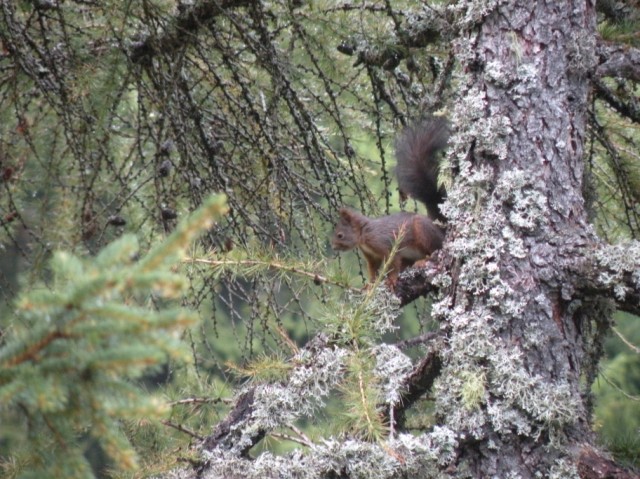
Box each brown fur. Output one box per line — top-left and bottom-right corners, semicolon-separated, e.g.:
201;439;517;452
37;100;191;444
332;208;444;287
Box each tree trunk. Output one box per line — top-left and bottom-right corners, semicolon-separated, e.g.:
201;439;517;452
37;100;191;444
437;0;618;475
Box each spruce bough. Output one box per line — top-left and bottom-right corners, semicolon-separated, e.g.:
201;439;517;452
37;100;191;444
0;194;228;479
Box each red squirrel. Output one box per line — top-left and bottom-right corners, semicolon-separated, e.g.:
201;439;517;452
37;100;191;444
332;118;448;286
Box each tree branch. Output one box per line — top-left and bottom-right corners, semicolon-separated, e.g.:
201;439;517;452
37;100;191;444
336;4;448;70
201;387;263;456
185;257;353;290
595;41;640;82
395;332;438;350
161;419;204;440
592;79;640;124
200;334;336;456
389;336;444;430
573;241;640;317
129;0;253;64
394;254;444;306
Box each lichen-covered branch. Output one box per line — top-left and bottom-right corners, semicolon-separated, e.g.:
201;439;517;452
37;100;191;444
394;255;445;306
595;41;640;82
592;79;640;124
200;388;263;457
574;241;640;316
335;3;449;71
167;327;454;478
389;339;444;430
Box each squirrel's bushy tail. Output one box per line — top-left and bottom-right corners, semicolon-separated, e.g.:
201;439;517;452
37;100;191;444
395;117;449;223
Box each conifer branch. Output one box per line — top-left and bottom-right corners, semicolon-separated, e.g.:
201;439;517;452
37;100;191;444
185;257;353;289
2;330;70;367
0;194;229;476
358;368;376;437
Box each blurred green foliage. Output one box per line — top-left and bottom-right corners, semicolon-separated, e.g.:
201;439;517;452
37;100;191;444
593;312;640;468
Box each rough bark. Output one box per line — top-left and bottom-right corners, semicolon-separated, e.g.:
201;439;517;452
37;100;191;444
433;0;635;477
201;388;264;457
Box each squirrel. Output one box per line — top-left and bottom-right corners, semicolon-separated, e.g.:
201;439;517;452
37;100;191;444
331;118;449;287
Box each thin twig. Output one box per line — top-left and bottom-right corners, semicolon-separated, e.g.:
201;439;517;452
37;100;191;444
169;396;233;406
161;419;204;440
396;332;438;350
612;327;640;354
598;369;640;401
287;423;313;446
185;257;353;289
269;432;313;447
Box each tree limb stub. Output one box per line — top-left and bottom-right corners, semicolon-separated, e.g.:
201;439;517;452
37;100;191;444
595;41;640;82
201;388;263;457
572;241;640;317
389;342;443;431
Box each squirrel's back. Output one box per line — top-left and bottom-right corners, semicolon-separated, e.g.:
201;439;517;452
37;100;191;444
395;118;449;223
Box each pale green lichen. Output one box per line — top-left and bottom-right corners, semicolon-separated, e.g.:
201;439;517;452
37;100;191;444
595;241;640;301
459;369;486;410
546;458;580;479
448;0;508;28
191;431;458;479
248;345;350;437
372;344;413;406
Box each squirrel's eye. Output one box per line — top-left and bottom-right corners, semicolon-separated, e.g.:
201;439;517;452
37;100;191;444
337;233;344;239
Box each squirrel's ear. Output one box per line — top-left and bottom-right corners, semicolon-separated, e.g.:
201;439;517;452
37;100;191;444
339;208;352;219
338;208;365;228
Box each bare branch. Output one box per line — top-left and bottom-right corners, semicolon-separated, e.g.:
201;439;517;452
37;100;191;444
286;423;313;447
169;396;233;407
599;369;640;402
395;332;438;350
269;431;313;448
129;0;254;64
161;419;204;440
612;327;640;354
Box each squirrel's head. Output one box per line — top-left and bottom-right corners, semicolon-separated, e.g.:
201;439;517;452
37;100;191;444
331;208;362;251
